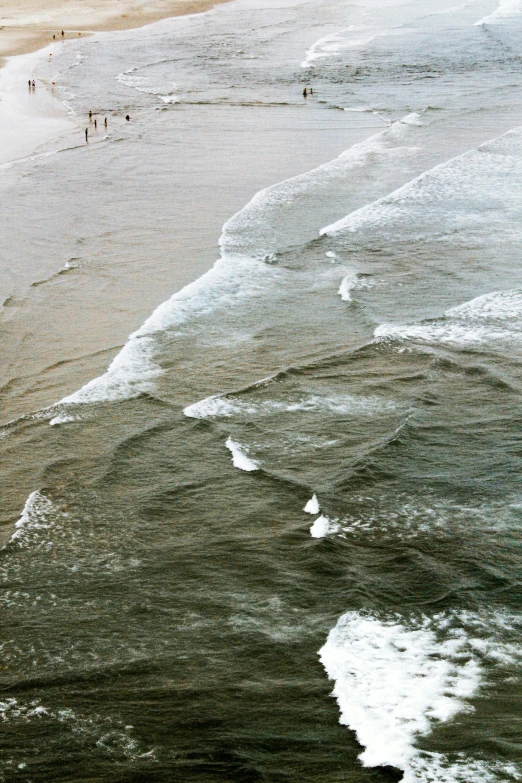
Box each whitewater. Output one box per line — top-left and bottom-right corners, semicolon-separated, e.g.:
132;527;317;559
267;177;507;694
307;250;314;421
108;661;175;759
2;0;522;780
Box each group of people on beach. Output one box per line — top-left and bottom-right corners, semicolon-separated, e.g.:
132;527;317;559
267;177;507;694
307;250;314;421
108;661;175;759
85;112;108;141
85;111;131;141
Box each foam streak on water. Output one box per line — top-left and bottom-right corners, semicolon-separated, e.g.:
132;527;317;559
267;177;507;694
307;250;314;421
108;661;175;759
474;0;522;24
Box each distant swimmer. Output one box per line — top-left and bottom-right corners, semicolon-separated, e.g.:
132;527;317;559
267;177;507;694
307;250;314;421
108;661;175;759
125;114;130;121
85;128;88;142
104;117;108;128
303;87;307;97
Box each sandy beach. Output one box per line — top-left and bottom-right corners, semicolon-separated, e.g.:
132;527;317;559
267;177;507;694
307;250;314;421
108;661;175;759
0;0;229;60
0;0;230;167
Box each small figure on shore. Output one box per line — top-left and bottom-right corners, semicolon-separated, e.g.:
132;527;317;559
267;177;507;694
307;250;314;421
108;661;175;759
53;34;56;39
61;30;64;37
94;118;97;129
85;128;88;142
104;117;108;128
125;114;130;121
32;80;35;89
310;87;313;95
28;79;31;89
89;110;92;121
303;87;307;97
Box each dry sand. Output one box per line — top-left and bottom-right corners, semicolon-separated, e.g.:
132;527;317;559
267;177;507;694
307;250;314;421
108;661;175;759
0;0;229;60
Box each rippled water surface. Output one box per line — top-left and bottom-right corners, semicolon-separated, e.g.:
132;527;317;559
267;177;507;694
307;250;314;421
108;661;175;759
2;0;522;781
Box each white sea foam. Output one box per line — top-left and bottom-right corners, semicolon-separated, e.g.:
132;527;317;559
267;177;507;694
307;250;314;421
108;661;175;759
301;26;377;68
320;126;522;238
474;0;522;25
59;255;271;405
49;413;80;426
58;114;420;408
310;514;340;538
375;289;522;348
185;393;394;419
220;115;420;259
0;698;151;762
8;491;55;548
338;273;358;302
225;437;260;472
319;610;522;781
304;494;320;514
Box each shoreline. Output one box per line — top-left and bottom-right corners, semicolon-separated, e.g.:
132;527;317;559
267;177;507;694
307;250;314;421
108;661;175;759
0;0;230;166
0;0;230;61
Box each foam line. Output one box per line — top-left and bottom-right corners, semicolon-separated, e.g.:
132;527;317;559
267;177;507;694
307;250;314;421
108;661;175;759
225;437;260;472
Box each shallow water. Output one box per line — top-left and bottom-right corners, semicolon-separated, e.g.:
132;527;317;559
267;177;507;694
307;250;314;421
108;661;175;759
2;0;522;780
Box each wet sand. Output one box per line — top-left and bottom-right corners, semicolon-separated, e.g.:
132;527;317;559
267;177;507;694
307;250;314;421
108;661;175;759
0;0;230;59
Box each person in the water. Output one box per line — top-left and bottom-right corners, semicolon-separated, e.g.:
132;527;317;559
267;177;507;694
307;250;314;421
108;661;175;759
303;87;307;97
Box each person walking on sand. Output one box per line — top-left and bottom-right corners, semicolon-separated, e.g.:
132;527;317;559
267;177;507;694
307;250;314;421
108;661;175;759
28;79;31;89
85;128;88;142
94;118;97;129
32;80;35;89
89;110;92;121
104;117;108;128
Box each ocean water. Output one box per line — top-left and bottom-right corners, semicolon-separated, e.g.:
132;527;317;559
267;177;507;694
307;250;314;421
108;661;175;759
2;0;522;780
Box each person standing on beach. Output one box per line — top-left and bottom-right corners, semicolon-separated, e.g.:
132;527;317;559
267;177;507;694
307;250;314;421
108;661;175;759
61;30;64;37
28;79;31;89
126;115;130;121
85;128;88;142
32;80;35;89
94;119;97;129
303;87;307;97
89;110;92;121
104;117;108;128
